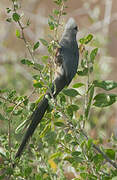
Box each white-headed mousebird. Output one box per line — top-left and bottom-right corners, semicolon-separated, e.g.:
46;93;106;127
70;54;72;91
15;18;79;159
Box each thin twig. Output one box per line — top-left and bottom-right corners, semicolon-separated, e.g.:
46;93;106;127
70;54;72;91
81;130;117;169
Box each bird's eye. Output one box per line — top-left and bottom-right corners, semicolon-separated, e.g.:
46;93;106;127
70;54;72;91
74;26;78;31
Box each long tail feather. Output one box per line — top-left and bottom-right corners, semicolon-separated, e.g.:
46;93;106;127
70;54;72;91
15;97;48;158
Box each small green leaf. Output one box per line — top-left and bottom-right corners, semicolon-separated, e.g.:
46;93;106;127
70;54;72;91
6;106;14;113
39;38;48;46
33;82;42;88
50;152;62;159
63;88;80;97
33;75;40;80
65;134;72;143
54;0;62;5
21;59;33;66
60;94;66;105
16;29;20;38
73;83;84;88
67;106;73;118
12;13;20;22
77;68;88;76
54;121;65;127
79;34;93;45
67;105;79;118
69;104;79;111
105;149;115;160
40;124;51;138
93;80;117;91
71;151;81;157
33;41;40;51
90;48;98;63
53;9;60;15
84;34;93;44
48;20;55;30
93;93;117;107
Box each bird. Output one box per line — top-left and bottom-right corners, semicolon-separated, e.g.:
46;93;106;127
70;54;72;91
15;17;79;159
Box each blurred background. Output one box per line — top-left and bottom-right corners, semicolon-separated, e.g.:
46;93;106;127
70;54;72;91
0;0;117;146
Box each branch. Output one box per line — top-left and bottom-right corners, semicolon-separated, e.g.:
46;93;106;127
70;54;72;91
81;130;117;169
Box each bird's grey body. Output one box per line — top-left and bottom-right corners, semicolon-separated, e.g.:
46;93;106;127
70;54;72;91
15;18;79;159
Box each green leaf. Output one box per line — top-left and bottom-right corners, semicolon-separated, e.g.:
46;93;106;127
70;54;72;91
69;104;79;111
77;68;88;76
33;82;42;88
73;83;84;88
39;38;48;46
54;0;62;5
21;59;33;66
67;106;73;118
63;88;80;97
54;121;65;127
50;152;62;159
33;75;40;81
33;41;40;51
85;85;94;119
48;20;55;30
93;93;117;107
16;29;20;38
71;151;81;157
53;9;60;15
84;34;93;44
90;48;98;63
67;105;79;118
40;124;51;138
65;134;72;143
79;34;93;44
12;12;20;22
105;149;115;160
93;80;117;91
60;94;66;105
6;106;14;113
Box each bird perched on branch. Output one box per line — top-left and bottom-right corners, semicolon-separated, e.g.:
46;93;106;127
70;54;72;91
15;18;79;159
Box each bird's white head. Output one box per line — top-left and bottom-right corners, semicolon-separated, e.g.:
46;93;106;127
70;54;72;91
61;18;78;40
65;18;78;34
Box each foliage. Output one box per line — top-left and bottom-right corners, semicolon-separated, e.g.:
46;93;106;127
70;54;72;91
0;0;117;179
